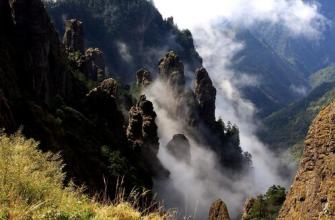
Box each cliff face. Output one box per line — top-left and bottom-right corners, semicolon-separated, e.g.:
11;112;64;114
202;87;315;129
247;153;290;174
0;0;165;198
278;102;335;220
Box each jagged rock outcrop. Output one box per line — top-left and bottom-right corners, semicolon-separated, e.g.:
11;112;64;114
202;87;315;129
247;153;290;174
278;102;335;220
136;68;152;88
127;95;158;150
166;134;191;163
63;19;84;53
127;95;168;177
208;199;230;220
195;67;217;126
242;198;255;220
158;51;185;94
79;48;105;81
63;20;105;81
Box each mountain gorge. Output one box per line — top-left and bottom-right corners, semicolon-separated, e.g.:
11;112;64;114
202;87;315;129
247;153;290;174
1;0;335;219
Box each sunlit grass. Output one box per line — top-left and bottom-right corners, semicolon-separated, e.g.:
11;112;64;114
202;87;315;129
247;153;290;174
0;132;168;220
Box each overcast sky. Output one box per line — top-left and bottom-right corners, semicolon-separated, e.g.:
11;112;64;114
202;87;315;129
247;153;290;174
153;0;327;38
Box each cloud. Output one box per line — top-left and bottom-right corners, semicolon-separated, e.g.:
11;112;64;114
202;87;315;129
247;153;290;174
153;0;327;38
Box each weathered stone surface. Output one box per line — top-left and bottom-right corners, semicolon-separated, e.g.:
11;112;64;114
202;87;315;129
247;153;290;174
127;95;168;178
78;48;105;81
208;199;230;220
63;19;84;53
166;134;191;163
242;198;255;220
195;67;216;126
99;78;118;97
136;68;152;88
278;102;335;220
158;51;185;94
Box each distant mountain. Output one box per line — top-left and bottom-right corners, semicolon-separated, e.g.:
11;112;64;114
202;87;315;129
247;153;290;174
259;80;335;157
231;30;308;117
251;0;335;76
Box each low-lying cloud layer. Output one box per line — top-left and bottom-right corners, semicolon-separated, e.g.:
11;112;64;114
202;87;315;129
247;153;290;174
153;0;327;38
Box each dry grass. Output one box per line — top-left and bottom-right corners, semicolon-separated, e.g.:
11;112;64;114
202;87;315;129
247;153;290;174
0;132;169;220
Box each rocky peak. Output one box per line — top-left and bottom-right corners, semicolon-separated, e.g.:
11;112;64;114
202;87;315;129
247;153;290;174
126;95;168;177
127;95;158;149
158;51;185;94
99;78;118;97
166;134;191;163
63;19;84;53
195;67;217;126
278;102;335;220
208;199;231;220
136;68;152;88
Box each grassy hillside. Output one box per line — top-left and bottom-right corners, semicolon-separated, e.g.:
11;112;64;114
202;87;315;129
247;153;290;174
0;132;166;220
259;81;335;158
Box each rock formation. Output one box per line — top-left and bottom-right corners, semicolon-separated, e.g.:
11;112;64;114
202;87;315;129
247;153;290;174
241;198;255;220
208;199;230;220
158;51;185;94
136;68;152;88
278;102;335;220
166;134;191;163
127;95;168;177
79;48;105;81
63;19;85;53
195;67;217;127
63;20;105;81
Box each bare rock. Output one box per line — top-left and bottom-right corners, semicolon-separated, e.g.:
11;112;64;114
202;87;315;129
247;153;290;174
158;51;185;94
136;68;152;88
63;19;84;53
208;199;230;220
278;102;335;220
78;48;105;81
195;67;217;126
241;198;255;220
166;134;191;163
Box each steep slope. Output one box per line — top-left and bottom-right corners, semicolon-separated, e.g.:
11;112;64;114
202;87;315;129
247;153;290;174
0;0;164;198
45;0;202;82
278;101;335;220
231;30;308;117
259;81;335;157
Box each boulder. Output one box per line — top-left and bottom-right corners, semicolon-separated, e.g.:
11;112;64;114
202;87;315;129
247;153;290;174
166;134;191;163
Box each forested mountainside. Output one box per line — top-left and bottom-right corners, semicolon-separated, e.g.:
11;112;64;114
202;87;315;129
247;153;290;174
259;76;335;159
45;0;309;118
231;30;307;117
0;0;250;215
45;0;202;83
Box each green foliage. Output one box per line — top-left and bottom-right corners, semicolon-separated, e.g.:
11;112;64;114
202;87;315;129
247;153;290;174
0;132;165;220
309;64;335;88
259;81;335;159
46;0;202;82
245;185;286;220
